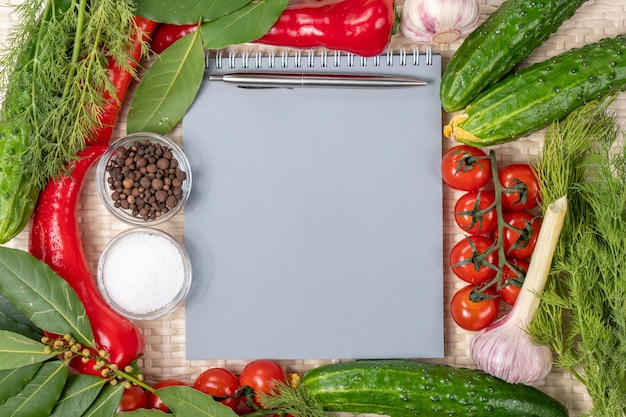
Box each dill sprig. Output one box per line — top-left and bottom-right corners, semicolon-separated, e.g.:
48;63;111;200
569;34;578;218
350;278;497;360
260;380;330;417
528;98;626;417
0;0;142;188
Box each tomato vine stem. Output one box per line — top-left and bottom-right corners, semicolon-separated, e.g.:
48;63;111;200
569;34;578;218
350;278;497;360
470;150;527;302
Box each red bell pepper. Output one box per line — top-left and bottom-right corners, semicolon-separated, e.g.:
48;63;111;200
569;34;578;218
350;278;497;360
151;23;197;54
91;16;158;146
149;0;396;58
255;0;396;57
29;145;144;375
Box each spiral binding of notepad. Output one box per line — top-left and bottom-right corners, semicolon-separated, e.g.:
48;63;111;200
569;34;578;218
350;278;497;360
206;47;434;70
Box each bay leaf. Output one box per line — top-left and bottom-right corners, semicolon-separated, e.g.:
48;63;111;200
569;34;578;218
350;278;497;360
49;374;106;417
0;361;67;417
158;385;238;417
134;0;252;25
116;410;167;416
81;382;124;417
0;247;94;349
0;293;42;341
0;363;41;405
0;330;56;371
200;0;289;49
127;27;205;135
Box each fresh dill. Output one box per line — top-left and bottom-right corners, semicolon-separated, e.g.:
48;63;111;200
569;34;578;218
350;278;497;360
0;0;142;188
528;98;626;417
260;380;330;417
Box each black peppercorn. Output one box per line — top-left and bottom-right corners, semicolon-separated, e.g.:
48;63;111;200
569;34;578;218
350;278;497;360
105;138;188;222
139;176;152;189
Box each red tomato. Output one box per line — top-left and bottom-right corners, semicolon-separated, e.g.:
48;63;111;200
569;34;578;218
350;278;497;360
498;164;541;211
239;360;286;408
502;211;541;259
193;368;240;411
449;235;498;285
498;258;529;305
453;190;497;235
441;145;492;191
147;379;187;412
117;385;148;412
450;284;499;331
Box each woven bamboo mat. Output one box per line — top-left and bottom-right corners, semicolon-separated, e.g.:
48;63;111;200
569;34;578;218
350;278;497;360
3;0;626;415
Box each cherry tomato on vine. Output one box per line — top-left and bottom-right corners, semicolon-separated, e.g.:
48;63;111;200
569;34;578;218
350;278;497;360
239;360;286;408
498;164;541;211
147;379;187;412
441;145;492;191
454;190;497;235
449;235;498;285
450;284;499;331
501;211;541;259
117;385;148;412
193;368;240;411
498;258;529;305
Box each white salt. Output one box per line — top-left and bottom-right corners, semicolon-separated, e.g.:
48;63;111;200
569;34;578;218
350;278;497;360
101;232;186;315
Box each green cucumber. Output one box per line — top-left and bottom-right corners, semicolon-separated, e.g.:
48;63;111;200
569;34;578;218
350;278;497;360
296;360;568;417
444;35;626;147
440;0;587;112
0;124;39;243
0;43;41;243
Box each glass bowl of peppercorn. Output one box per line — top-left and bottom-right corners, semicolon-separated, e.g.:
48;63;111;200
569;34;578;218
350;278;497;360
96;132;192;226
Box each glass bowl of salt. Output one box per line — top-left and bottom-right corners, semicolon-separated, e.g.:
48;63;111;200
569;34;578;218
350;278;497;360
97;227;192;320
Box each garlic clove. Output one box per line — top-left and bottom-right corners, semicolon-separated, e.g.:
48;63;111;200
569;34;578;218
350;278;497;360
400;0;481;45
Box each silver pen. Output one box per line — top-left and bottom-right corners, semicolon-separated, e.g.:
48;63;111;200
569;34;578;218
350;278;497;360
208;72;428;88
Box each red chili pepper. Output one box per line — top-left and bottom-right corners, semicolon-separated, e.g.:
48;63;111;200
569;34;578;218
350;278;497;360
29;145;144;376
151;23;197;54
91;16;158;146
255;0;396;57
27;16;155;376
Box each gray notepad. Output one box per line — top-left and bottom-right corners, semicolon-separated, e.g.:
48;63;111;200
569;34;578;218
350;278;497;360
183;48;443;360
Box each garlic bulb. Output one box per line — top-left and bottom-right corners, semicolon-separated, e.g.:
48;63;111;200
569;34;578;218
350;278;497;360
470;312;554;385
470;196;568;385
401;0;481;45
